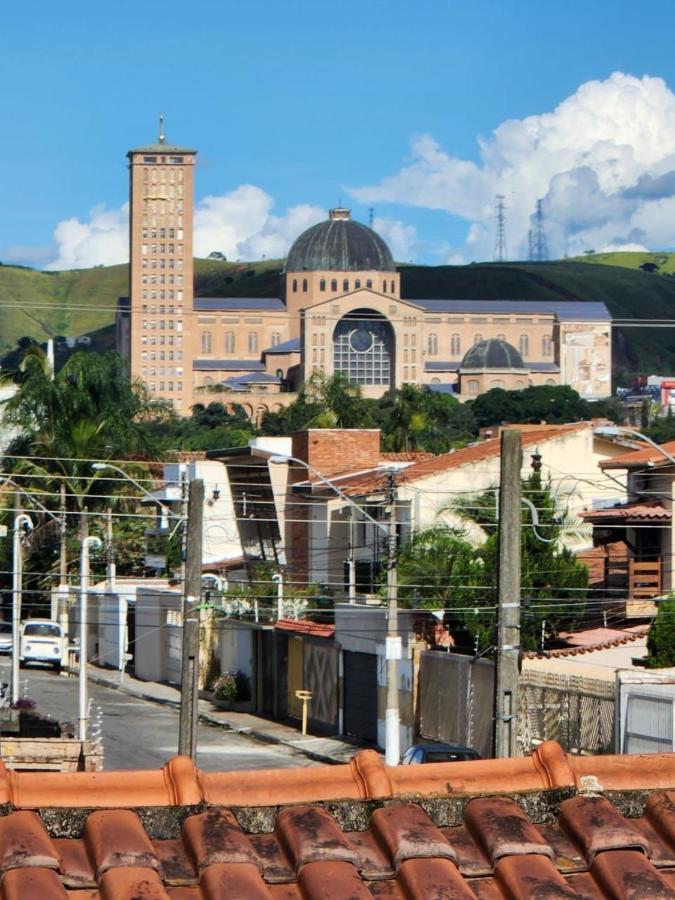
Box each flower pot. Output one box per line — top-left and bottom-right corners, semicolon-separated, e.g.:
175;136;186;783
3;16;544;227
212;698;234;711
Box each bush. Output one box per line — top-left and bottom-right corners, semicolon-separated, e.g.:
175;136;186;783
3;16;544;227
646;598;675;668
210;670;250;702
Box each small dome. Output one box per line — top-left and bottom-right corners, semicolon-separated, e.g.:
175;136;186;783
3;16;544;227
460;339;526;370
286;208;395;273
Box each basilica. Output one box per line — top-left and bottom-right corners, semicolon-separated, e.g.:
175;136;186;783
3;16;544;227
118;133;611;419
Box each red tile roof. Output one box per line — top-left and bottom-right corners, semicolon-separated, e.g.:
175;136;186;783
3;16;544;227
524;625;649;659
601;439;675;470
275;618;335;638
379;451;436;462
1;743;675;896
580;500;671;521
329;423;590;496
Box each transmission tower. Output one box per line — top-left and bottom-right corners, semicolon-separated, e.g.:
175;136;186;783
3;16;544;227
368;207;375;228
532;199;548;262
528;229;534;261
494;195;508;262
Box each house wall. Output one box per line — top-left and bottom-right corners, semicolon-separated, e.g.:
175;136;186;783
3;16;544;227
134;587;182;683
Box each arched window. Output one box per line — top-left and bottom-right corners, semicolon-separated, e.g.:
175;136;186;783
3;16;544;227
319;278;326;291
519;334;529;357
467;379;480;394
451;334;461;356
292;279;298;292
542;335;552;357
545;378;556;386
302;278;308;292
391;280;395;293
431;377;441;384
276;368;284;380
271;332;281;347
201;331;212;353
333;309;393;387
496;333;506;341
224;331;235;353
355;279;361;289
491;379;506;389
428;334;438;356
248;332;258;353
514;380;525;389
331;279;338;291
473;333;483;345
366;279;373;288
383;281;387;293
203;376;214;386
342;279;349;292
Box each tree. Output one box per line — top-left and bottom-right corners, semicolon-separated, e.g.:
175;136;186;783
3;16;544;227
646;599;675;668
373;385;476;452
469;385;591;429
260;373;374;434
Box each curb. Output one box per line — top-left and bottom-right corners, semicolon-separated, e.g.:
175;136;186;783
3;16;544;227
86;672;347;766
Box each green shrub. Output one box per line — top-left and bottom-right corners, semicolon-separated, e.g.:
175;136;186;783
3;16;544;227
646;599;675;668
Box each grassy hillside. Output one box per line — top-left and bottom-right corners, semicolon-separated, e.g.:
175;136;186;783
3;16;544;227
2;254;675;377
569;251;675;274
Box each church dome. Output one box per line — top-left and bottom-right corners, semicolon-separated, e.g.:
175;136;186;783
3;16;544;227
286;208;395;272
460;339;526;370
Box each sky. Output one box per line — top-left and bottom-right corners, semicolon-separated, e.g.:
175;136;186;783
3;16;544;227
4;0;675;268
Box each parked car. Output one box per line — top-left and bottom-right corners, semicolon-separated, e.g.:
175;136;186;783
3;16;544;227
0;622;12;653
19;619;66;671
401;742;481;764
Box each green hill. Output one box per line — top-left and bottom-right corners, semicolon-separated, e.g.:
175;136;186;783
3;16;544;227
2;254;675;378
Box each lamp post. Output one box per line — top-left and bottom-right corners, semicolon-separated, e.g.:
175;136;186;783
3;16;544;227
91;462;176;526
79;535;102;741
594;426;675;465
11;500;33;705
269;453;401;766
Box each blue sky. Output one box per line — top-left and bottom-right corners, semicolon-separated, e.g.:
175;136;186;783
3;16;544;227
3;0;675;267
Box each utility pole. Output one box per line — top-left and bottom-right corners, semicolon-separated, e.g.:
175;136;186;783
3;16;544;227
494;429;521;758
384;468;401;766
178;478;204;759
347;507;356;604
79;534;102;741
106;508;116;592
11;496;32;706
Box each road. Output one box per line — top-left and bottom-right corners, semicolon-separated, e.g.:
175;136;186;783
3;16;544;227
0;659;318;771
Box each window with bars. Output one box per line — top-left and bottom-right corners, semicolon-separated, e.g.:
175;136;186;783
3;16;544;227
333;314;393;386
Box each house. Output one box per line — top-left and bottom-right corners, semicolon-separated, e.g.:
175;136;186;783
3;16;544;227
581;436;675;614
2;741;675;896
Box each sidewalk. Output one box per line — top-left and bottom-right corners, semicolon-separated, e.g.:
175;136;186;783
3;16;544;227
86;666;367;765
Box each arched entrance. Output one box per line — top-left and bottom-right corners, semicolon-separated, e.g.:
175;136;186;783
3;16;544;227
332;308;394;387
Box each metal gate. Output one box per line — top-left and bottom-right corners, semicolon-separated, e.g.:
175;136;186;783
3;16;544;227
343;651;378;743
164;624;182;685
304;638;338;732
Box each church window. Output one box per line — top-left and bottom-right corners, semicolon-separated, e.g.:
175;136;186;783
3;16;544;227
383;281;387;293
431;378;441;384
542;335;552;357
292;279;298;292
201;331;212;354
391;280;395;293
271;332;281;346
343;279;349;292
467;379;479;394
451;334;461;355
545;378;556;386
331;279;338;291
519;334;529;357
355;279;361;289
248;332;259;353
366;279;373;288
225;332;235;353
320;279;326;291
496;333;505;341
428;334;438;356
302;279;308;292
473;333;483;345
515;380;525;389
333;311;393;387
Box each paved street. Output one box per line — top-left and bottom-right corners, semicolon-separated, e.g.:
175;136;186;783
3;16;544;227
0;659;319;771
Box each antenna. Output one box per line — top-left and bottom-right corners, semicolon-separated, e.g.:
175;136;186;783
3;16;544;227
494;195;508;262
158;113;166;145
528;229;534;261
532;199;548;262
368;207;374;228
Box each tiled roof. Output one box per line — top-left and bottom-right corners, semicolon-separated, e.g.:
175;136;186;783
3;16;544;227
192;359;267;372
2;743;675;897
276;617;335;638
413;298;612;321
580;500;671;520
193;297;286;311
324;423;589;497
262;337;301;354
601;440;675;470
380;452;436;463
524;625;650;658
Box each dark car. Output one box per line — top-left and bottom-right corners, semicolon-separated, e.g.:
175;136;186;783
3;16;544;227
401;742;481;764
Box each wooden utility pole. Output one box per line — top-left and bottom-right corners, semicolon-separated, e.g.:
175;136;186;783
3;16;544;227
384;469;401;766
494;429;522;758
178;478;203;759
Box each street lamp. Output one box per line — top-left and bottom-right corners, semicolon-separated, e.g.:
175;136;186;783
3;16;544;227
594;426;675;465
79;535;102;741
269;453;402;766
11;508;33;705
91;462;178;526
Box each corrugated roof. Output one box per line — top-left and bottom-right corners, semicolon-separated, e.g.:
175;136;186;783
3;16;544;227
413;299;612;321
580;500;671;521
601;439;675;470
192;359;266;371
193;297;286;311
0;744;675;897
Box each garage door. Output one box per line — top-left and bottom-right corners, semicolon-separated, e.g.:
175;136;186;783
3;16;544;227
343;651;378;743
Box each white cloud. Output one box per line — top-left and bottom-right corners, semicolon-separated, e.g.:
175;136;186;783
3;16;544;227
372;216;417;262
351;72;675;260
47;204;129;270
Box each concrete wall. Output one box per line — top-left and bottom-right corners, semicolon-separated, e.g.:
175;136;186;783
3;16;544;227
134;586;182;683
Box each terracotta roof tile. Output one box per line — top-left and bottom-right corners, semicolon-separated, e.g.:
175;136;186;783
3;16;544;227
275;619;335;639
1;743;675;896
580;500;671;520
601;439;675;470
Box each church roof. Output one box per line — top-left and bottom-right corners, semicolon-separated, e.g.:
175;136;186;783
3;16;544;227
286;208;395;273
193;297;285;312
460;338;526;370
415;299;611;321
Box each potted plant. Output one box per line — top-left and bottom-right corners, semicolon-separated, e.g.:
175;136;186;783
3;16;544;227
210;670;252;711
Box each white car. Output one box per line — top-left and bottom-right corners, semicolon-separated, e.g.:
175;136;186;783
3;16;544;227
20;620;66;671
0;622;12;654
